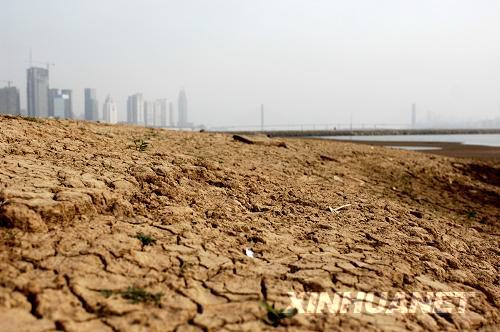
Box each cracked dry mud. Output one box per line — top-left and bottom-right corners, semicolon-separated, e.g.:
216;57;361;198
0;115;499;331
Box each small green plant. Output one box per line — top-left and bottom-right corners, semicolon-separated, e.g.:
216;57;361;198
133;139;149;152
136;232;156;246
100;289;113;298
99;287;163;305
121;287;163;305
467;211;478;219
260;300;298;327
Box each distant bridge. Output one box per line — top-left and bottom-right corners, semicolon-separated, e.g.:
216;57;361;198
216;128;500;138
210;123;410;132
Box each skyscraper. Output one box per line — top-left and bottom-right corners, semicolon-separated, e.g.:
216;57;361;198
155;99;168;128
0;85;21;115
103;95;118;124
127;93;144;125
177;89;188;128
84;88;99;121
169;102;175;127
61;90;73;119
27;67;49;117
144;100;154;127
48;89;73;119
161;99;168;127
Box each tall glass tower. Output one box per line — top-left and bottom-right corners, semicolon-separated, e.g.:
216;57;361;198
84;88;99;121
177;89;188;128
127;93;144;125
27;67;49;117
0;86;21;115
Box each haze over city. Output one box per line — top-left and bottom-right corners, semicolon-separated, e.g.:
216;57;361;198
1;0;500;128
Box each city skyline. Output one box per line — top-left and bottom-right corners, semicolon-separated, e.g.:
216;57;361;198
6;54;498;129
2;64;189;127
2;71;500;129
3;68;500;130
5;63;189;125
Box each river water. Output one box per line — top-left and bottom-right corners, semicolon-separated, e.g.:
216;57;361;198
322;134;500;148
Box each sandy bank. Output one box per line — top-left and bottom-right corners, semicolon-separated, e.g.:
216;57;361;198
0;115;498;331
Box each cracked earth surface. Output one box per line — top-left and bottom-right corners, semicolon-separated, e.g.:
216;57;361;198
0;115;499;331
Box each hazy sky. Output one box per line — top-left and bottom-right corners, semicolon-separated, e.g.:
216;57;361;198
1;0;499;127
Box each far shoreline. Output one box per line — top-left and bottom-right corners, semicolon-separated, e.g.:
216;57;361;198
331;139;500;161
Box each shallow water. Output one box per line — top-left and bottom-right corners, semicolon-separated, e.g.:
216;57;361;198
323;134;500;147
385;146;443;151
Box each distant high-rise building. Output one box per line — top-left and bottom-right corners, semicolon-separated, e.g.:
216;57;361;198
0;85;21;115
61;90;73;119
411;103;417;128
48;89;73;119
84;88;99;121
144;100;154;127
102;95;118;124
177;89;188;128
154;99;168;127
27;67;49;117
160;99;168;127
169;102;175;127
127;93;144;125
48;89;56;117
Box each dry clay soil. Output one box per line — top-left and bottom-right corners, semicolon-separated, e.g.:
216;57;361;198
0;115;499;332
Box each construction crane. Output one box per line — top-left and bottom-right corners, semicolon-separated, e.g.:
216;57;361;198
28;60;55;71
27;50;55;70
0;80;13;87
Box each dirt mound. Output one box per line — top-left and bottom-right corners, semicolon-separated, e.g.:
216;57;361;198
0;115;498;331
461;163;500;187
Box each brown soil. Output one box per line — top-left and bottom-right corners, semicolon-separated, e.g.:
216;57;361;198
0;115;498;331
333;139;500;161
